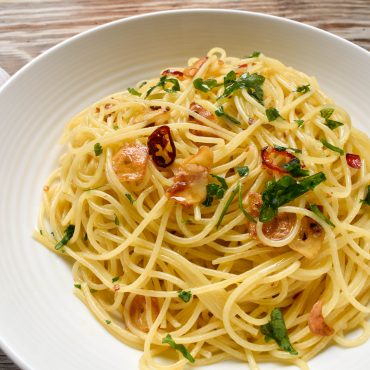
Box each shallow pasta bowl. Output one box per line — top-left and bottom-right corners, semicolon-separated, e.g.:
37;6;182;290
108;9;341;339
0;9;369;370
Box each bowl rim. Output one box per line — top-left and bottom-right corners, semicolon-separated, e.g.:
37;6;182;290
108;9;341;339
1;8;369;370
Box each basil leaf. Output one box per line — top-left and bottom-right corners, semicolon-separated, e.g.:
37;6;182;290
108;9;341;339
128;87;141;96
216;185;239;229
261;308;298;355
55;225;75;250
178;290;192;302
238;183;256;223
94;143;103;156
309;204;334;227
296;84;310;93
162;334;195;363
320;108;343;130
259;172;326;223
320;139;344;155
145;75;180;98
361;185;370;205
266;108;281;122
203;183;225;207
193;78;218;92
215;106;240;125
294;119;304;128
282;158;310;177
224;70;236;87
236;166;249;177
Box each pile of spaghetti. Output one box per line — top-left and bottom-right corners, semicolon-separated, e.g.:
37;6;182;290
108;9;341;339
34;48;370;369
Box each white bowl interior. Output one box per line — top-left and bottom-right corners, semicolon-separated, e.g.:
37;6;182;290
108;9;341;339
0;9;369;370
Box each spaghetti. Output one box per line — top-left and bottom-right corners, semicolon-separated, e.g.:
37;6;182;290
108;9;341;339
34;48;370;369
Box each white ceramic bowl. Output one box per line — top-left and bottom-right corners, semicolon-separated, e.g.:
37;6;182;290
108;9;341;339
0;9;369;370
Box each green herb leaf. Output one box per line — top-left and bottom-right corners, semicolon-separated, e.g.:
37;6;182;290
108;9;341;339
282;158;310;177
211;174;228;190
105;320;111;324
112;276;119;283
259;172;326;223
361;185;370;205
203;176;228;207
145;75;180;98
217;72;265;104
248;51;261;58
114;215;119;225
128;87;141;96
325;119;343;130
320;108;334;120
139;81;147;88
238;183;256;223
74;283;81;289
216;186;239;229
273;145;302;154
261;308;298;355
162;334;195;363
178;290;192;302
294;119;304;128
39;230;43;235
296;84;310;93
320;139;344;155
215;106;240;125
236;166;249;177
113;125;119;130
266;108;281;122
94;143;103;156
193;78;218;92
55;225;75;250
125;193;135;204
309;204;334;227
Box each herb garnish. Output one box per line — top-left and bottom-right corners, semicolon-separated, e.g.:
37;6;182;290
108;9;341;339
215;106;240;125
320;139;344;155
248;51;261;58
294;119;304;128
282;158;309;177
112;276;119;283
273;145;302;154
236;166;249;177
94;143;103;156
266;108;281;122
361;185;370;205
74;283;81;289
114;215;119;225
296;84;310;93
55;225;75;250
261;308;298;355
178;290;192;302
128;87;141;96
125;193;135;204
320;108;343;130
216;185;239;228
203;175;228;207
105;320;111;325
217;71;265;104
309;204;334;227
238;183;256;223
145;75;180;98
162;334;195;363
193;78;218;92
39;230;43;235
259;173;326;222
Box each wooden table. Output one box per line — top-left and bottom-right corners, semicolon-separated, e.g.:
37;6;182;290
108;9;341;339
0;0;369;369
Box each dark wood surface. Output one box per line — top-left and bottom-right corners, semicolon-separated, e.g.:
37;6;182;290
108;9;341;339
1;0;369;369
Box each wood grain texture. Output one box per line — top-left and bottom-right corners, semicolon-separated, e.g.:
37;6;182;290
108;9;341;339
0;0;369;369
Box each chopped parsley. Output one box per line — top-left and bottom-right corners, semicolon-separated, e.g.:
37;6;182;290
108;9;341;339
266;107;281;122
215;106;240;125
125;193;135;204
128;87;141;96
361;185;370;205
236;165;249;177
320;139;344;155
193;78;218;92
296;84;310;93
139;81;147;88
114;215;119;225
105;320;111;325
320;108;343;130
162;334;195;363
145;75;180;98
238;183;256;223
217;71;265;104
112;276;119;283
74;283;81;289
294;119;304;128
203;175;228;207
259;173;326;222
309;204;334;227
248;51;261;58
178;290;192;302
39;230;43;235
282;158;309;177
55;225;75;250
273;145;302;154
94;143;103;156
261;308;298;355
216;185;239;228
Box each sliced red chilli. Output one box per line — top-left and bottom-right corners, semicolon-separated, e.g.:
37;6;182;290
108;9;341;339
261;146;296;173
147;125;176;168
183;56;208;77
161;69;184;81
346;153;362;169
